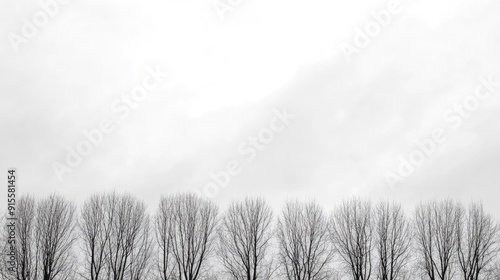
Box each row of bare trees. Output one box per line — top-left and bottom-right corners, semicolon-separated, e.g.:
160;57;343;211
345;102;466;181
414;200;500;280
0;195;77;280
80;192;152;280
2;194;499;280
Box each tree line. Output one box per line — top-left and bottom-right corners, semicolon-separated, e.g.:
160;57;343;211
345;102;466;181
1;192;499;280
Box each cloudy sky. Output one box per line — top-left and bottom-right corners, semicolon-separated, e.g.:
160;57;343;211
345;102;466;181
1;0;500;216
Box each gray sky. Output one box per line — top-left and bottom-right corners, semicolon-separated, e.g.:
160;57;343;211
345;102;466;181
1;0;500;216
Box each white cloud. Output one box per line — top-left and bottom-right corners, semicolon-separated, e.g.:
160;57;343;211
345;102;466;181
0;0;499;217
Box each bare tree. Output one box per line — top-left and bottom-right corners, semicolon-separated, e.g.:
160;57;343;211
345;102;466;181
374;200;412;280
217;197;275;280
456;201;500;280
162;193;219;280
35;194;77;280
414;200;461;280
0;196;38;280
277;200;333;280
80;193;113;280
0;211;14;280
15;195;37;280
155;196;176;280
329;198;373;280
105;192;153;280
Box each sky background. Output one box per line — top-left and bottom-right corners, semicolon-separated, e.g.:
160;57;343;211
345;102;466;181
1;0;500;216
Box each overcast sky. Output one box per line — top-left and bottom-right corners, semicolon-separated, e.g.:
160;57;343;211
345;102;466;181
1;0;499;216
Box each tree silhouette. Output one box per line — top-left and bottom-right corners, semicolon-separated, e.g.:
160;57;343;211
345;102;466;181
217;197;275;280
329;198;374;280
277;200;333;280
